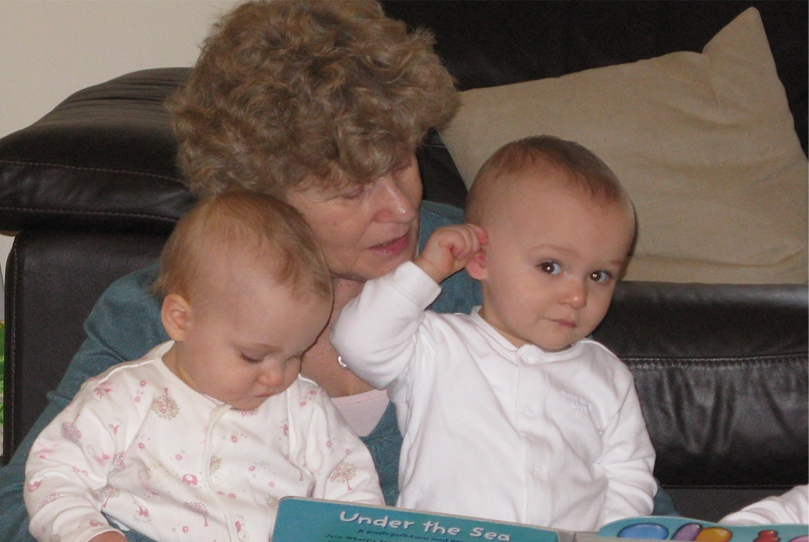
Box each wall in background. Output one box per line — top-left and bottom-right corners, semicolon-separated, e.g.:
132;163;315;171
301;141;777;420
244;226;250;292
0;0;240;282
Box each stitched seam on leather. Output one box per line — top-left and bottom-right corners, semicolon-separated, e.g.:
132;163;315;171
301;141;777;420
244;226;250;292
625;353;807;369
0;159;182;183
662;483;801;490
0;206;179;223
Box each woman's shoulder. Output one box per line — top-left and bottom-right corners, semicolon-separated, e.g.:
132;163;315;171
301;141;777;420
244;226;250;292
88;263;161;321
419;201;464;237
104;262;161;300
80;262;169;370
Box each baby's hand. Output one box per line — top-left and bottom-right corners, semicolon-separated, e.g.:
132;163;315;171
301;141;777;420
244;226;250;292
415;224;487;284
89;531;127;542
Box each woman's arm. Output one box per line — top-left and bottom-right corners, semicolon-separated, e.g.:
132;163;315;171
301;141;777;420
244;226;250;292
0;264;166;542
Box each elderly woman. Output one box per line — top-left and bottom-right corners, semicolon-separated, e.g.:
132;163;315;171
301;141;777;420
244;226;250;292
0;1;673;539
163;0;473;506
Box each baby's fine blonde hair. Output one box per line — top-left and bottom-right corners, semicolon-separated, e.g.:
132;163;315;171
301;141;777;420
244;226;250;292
154;192;332;304
465;135;633;227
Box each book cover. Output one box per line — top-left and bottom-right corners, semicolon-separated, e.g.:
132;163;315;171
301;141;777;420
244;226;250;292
272;497;573;542
598;516;808;542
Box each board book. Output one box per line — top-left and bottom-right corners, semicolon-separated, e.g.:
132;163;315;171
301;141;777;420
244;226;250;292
598;516;808;542
272;499;808;542
271;497;574;542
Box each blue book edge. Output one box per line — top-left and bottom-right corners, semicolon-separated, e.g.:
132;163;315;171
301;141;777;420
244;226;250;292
272;497;575;542
271;499;808;542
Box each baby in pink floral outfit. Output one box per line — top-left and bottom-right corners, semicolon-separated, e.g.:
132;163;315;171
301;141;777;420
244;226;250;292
24;193;383;542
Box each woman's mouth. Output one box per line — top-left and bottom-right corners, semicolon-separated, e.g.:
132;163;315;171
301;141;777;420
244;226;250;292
370;234;410;256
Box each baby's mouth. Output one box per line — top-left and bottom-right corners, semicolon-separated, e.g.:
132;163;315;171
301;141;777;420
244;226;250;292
551;318;577;329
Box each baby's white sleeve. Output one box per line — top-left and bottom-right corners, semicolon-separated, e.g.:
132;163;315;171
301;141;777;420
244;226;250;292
302;386;384;505
599;368;656;524
720;486;809;525
24;382;124;542
331;261;441;390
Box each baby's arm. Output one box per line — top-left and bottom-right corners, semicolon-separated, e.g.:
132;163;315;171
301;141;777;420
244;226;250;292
720;485;809;525
0;266;165;541
333;224;485;389
25;382;125;542
305;388;384;505
599;382;657;524
89;533;128;542
415;224;486;284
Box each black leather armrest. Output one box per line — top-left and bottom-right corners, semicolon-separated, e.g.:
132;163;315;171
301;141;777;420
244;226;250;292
0;68;194;234
593;282;809;489
3;230;165;460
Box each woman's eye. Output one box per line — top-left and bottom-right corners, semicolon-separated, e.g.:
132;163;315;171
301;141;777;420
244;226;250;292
538;261;562;275
590;270;612;283
341;189;363;200
339;184;369;200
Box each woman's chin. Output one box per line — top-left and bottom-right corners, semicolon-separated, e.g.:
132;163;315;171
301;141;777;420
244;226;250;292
336;245;415;282
378;253;413;276
368;232;416;270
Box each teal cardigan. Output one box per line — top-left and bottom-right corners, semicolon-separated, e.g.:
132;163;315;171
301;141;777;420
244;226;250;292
0;202;674;542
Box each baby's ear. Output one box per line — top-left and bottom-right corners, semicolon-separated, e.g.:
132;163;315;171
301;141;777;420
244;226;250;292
161;294;193;341
465;249;488;280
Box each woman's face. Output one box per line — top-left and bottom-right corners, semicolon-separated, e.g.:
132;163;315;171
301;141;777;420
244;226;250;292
286;155;423;281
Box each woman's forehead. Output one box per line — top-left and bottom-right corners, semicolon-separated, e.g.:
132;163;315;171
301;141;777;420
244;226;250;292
288;153;417;198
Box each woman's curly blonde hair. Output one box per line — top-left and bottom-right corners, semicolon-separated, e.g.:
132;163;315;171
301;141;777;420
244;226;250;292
168;0;459;199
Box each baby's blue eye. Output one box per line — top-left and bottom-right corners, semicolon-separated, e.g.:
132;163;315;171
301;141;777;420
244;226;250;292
539;261;562;275
590;270;612;283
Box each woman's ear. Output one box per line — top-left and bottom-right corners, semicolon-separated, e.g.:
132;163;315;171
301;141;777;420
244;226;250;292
465;249;488;280
161;293;193;341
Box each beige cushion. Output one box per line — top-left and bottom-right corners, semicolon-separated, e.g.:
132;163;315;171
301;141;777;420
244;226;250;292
439;7;807;284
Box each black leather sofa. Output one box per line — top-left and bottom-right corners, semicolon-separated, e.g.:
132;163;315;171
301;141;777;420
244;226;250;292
0;1;806;523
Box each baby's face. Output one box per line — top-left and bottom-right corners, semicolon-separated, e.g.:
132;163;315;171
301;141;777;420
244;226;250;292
476;172;634;351
170;268;331;411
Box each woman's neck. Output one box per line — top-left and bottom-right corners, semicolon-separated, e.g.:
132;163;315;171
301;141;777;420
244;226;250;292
331;277;365;322
299;276;374;397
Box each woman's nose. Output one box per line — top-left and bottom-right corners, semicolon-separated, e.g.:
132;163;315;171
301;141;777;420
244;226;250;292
371;175;419;223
